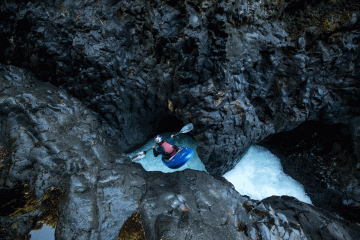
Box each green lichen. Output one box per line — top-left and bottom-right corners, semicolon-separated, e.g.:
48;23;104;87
253;209;268;217
3;183;65;228
38;187;65;227
117;211;145;240
8;183;38;217
282;0;360;40
243;203;254;212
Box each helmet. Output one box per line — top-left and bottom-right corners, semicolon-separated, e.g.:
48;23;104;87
154;135;163;144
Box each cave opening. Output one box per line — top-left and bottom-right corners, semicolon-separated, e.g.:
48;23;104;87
259;120;353;159
124;110;189;154
155;112;185;135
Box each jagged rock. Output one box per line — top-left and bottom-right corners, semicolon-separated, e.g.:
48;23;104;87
139;170;360;240
0;64;360;239
139;170;247;240
0;64;147;239
1;0;360;238
1;0;359;176
0;210;40;240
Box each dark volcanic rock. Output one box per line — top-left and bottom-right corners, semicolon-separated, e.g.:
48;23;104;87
139;170;247;240
260;120;360;223
1;64;360;239
1;0;360;176
0;64;146;239
261;196;360;240
139;170;360;240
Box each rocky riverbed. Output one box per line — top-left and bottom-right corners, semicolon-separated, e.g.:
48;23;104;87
1;0;360;239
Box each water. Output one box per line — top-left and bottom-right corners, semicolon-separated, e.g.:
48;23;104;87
131;133;312;204
129;132;207;173
30;223;55;240
223;145;312;204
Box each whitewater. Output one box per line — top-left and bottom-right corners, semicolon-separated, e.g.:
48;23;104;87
131;132;312;204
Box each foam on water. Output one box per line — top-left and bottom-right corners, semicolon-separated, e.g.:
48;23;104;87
223;145;312;204
130;133;311;204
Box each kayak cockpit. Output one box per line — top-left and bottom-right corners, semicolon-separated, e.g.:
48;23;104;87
162;146;194;169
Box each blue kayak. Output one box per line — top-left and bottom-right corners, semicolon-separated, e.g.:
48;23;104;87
162;146;194;169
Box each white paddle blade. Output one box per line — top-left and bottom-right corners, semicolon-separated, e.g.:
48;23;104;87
180;123;193;133
131;151;146;162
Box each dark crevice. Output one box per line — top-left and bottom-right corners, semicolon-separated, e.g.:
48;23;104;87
259;120;360;223
281;0;307;16
0;182;34;217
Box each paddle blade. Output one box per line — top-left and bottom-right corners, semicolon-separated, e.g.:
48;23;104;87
131;151;146;162
179;123;193;133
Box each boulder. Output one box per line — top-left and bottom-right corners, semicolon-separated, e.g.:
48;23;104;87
139;170;360;240
0;64;146;239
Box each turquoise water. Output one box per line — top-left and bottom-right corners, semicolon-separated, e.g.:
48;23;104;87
131;133;312;204
129;132;207;173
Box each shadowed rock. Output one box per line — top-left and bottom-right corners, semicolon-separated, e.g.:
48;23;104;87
0;64;359;239
1;0;359;176
0;64;146;239
1;0;360;238
139;170;360;240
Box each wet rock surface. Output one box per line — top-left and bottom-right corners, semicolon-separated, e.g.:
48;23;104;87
1;64;360;239
0;64;146;239
1;0;360;238
139;170;247;240
1;0;359;175
140;170;360;240
260;120;360;224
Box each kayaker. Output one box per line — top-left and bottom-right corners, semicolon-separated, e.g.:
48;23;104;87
152;135;179;162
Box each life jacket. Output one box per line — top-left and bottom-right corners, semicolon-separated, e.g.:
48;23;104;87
160;141;177;157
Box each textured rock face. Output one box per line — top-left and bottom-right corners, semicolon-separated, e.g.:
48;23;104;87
140;170;360;240
1;0;360;238
0;64;146;239
1;64;360;239
1;0;359;175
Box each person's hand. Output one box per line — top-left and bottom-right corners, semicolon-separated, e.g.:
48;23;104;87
152;145;156;149
171;135;174;138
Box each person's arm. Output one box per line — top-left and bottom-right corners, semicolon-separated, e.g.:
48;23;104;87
171;134;179;141
152;145;160;157
153;148;159;157
152;145;164;157
169;135;179;144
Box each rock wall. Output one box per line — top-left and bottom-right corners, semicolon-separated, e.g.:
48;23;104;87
1;0;359;176
1;64;360;239
0;64;146;239
1;0;360;238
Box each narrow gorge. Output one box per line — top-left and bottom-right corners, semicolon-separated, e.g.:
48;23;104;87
1;0;360;239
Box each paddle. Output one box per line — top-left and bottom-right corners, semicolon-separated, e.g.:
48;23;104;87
173;123;193;136
131;123;194;162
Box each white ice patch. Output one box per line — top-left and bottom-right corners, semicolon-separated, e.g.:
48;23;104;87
129;132;207;173
223;145;312;204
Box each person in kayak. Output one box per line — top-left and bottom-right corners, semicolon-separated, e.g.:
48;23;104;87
152;135;179;162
